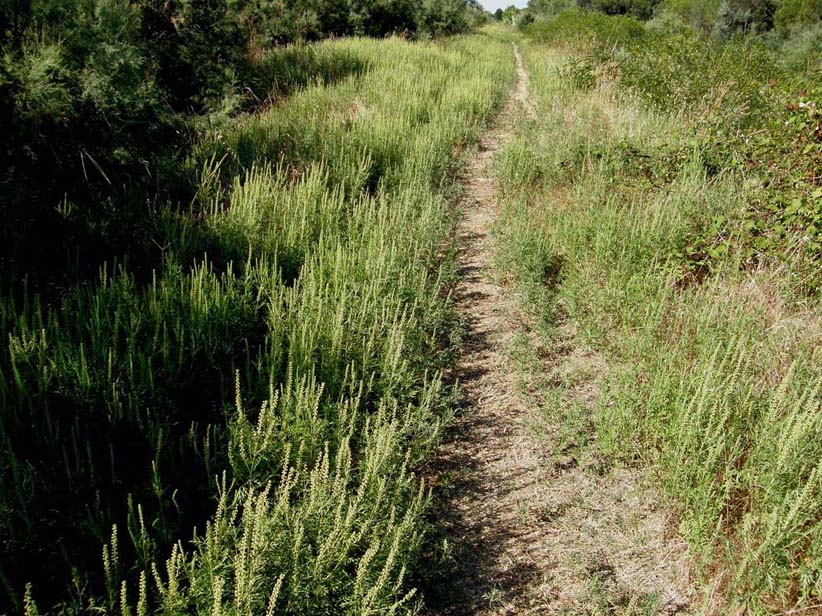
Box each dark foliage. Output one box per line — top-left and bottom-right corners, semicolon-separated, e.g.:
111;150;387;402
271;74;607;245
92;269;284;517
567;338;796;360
715;0;776;36
578;0;660;19
0;0;472;295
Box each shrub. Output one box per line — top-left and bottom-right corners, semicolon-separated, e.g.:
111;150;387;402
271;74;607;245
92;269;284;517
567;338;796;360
714;0;776;37
657;0;721;31
582;0;661;19
349;0;419;35
419;0;471;35
775;0;822;33
779;22;822;69
523;8;649;49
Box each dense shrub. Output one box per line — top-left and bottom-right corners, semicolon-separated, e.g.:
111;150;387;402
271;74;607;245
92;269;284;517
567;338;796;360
0;0;476;295
527;0;821;34
419;0;471;35
523;8;649;48
778;21;822;68
579;0;660;19
714;0;776;36
0;0;180;291
524;8;821;291
656;0;720;30
775;0;822;32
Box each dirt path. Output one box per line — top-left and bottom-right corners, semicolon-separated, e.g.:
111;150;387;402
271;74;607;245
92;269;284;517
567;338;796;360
428;45;693;615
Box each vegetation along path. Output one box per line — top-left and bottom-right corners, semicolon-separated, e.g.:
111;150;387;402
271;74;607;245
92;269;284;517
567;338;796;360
432;42;693;615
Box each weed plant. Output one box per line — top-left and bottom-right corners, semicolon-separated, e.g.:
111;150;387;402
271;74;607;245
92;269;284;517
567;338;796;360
523;11;821;293
1;34;514;614
494;30;820;612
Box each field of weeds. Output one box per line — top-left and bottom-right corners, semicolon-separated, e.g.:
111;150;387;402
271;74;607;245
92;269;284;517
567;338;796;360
494;16;821;612
3;6;821;614
1;35;513;614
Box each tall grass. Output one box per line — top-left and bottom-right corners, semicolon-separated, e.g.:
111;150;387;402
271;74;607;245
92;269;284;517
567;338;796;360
494;34;821;613
1;34;514;613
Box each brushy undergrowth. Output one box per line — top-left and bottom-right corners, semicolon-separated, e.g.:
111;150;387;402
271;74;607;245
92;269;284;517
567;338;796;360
524;10;821;294
0;35;514;614
493;22;820;614
0;0;478;295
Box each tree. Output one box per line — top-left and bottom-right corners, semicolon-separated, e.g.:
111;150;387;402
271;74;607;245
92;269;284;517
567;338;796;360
715;0;775;36
464;0;491;27
500;4;520;24
526;0;575;16
582;0;660;19
419;0;469;35
657;0;721;31
317;0;354;36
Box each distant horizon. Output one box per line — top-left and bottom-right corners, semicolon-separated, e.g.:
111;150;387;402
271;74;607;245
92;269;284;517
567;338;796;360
480;0;528;13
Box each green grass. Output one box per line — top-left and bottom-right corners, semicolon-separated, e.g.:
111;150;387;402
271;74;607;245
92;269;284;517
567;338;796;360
1;34;515;614
493;27;821;613
5;16;819;614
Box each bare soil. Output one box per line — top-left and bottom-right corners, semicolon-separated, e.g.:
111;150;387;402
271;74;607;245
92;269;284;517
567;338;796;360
427;45;693;616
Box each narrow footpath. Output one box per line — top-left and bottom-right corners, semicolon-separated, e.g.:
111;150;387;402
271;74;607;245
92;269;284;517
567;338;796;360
429;44;693;615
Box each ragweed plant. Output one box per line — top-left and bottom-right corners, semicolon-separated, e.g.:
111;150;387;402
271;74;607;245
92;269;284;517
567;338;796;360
1;34;514;613
494;31;821;613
